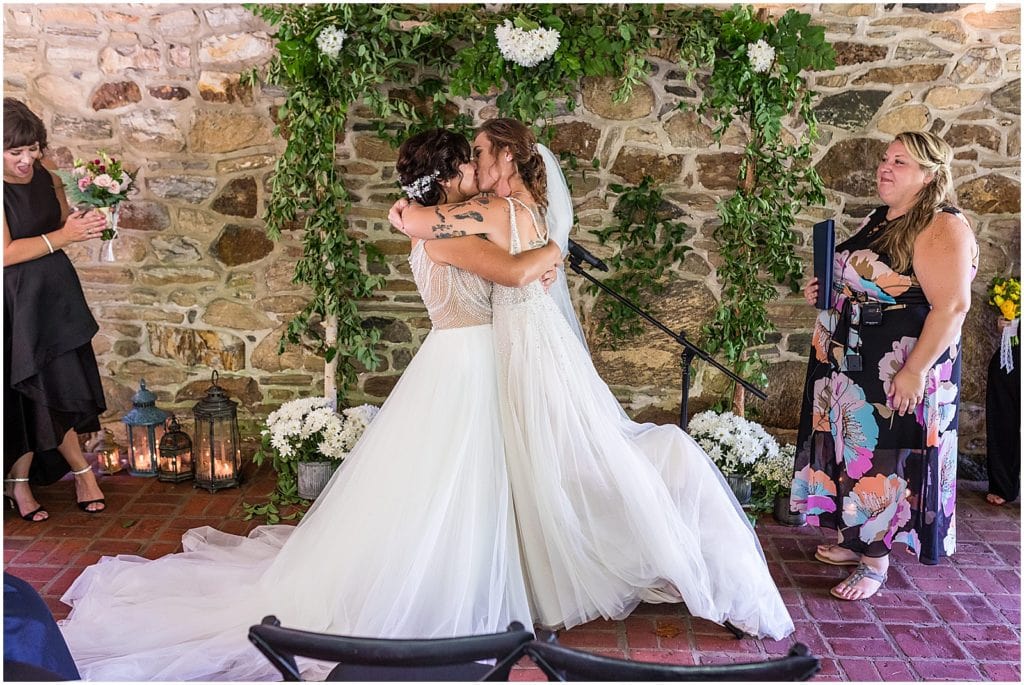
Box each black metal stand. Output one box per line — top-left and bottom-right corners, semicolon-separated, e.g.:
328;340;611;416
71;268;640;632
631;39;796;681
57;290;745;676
567;256;766;430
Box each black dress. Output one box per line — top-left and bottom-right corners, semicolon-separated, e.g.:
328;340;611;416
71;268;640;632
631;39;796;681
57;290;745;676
986;341;1020;502
3;164;106;485
790;205;975;566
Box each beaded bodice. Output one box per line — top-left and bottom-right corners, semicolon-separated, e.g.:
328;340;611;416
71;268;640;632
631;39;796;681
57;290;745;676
492;197;548;306
408;240;493;329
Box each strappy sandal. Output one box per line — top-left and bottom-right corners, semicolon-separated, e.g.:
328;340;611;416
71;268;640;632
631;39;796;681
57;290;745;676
3;478;49;522
815;543;860;567
830;562;887;601
72;465;106;513
986;493;1007;506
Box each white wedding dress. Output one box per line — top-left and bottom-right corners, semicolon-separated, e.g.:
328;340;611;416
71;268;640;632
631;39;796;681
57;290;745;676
58;240;531;680
491;197;794;639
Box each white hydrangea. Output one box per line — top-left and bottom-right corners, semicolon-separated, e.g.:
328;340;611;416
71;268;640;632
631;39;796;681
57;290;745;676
316;25;348;59
263;397;378;462
747;39;775;74
494;19;560;68
689;410;780;478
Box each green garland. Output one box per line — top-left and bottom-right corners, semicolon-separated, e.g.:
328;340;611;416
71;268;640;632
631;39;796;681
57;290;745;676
242;3;834;516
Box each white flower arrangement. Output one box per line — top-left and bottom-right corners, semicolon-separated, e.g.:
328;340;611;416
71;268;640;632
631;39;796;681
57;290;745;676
316;25;348;59
261;397;378;463
688;410;780;479
747;39;776;74
494;19;560;68
752;443;796;497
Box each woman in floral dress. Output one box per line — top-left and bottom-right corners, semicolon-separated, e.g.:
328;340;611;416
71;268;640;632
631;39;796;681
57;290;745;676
791;131;978;601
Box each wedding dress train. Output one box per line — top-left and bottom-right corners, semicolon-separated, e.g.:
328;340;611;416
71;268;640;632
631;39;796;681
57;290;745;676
492;197;794;639
58;240;531;680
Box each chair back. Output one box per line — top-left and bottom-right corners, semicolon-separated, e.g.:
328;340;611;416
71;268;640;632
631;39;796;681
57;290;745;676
248;616;534;681
524;640;821;682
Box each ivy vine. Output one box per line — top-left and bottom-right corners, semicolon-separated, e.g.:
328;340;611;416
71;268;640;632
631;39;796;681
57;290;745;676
590;177;692;340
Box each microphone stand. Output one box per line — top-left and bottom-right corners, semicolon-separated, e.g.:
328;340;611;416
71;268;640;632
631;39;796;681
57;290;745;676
566;256;767;431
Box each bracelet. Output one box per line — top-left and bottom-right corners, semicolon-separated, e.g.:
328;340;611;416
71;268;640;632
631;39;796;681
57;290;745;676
40;234;54;254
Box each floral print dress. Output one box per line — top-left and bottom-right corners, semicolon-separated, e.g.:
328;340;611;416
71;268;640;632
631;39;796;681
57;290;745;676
790;205;975;565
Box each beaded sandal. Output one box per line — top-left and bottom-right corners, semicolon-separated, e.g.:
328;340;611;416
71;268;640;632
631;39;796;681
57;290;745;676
72;465;106;513
3;478;49;522
830;562;887;601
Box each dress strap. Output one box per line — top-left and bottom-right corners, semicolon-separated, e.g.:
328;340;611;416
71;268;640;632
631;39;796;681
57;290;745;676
504;197;522;255
508;195;548;244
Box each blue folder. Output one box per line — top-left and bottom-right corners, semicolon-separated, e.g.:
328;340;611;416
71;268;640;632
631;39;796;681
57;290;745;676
813;219;835;310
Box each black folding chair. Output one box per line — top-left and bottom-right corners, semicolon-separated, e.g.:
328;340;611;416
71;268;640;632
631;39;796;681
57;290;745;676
248;616;534;681
524;640;821;681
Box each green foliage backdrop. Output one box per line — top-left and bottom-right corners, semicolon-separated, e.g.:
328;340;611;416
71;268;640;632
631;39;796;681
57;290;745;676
243;2;834;515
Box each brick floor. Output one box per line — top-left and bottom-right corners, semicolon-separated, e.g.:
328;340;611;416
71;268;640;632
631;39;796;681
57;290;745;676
4;461;1020;682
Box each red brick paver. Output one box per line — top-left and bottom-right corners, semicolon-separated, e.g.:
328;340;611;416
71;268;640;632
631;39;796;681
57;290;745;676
4;464;1020;681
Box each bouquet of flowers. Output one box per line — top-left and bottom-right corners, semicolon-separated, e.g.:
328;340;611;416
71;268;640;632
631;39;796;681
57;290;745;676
989;276;1020;371
260;397;379;464
989;276;1020;324
688;410;780;479
58;152;134;261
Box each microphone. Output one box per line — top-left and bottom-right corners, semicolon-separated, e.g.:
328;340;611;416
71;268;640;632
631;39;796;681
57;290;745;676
567;239;608;272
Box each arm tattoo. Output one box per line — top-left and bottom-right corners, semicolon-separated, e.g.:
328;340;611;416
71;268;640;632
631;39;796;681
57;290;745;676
429;205;479;240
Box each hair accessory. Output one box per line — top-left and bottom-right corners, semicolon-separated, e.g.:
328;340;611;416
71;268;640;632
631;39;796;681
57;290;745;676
400;171;440;201
40;233;54;254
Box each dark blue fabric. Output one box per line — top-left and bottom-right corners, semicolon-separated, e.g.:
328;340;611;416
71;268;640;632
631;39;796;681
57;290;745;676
3;573;79;680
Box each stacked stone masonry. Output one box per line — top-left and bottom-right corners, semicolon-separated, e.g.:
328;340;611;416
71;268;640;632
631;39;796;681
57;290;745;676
3;3;1019;453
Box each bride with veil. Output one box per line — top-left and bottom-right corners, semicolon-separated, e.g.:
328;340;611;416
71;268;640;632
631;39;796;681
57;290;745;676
391;118;794;639
56;129;561;681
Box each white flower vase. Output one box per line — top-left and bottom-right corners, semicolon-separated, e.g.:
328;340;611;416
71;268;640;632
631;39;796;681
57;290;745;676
97;204;120;262
297;460;340;500
725;474;752;505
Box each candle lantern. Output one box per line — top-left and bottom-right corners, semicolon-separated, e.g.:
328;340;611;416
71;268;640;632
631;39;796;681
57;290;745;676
157;414;194;483
95;429;123;475
192;371;241;492
122;379;168;477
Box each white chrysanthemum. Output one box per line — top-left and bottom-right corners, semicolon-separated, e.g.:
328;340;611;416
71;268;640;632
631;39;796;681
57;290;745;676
689;409;781;477
316;25;348;59
494;19;560;68
748;39;775;74
262;396;378;462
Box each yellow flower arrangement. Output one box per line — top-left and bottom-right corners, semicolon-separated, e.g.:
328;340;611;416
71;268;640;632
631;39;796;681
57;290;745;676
988;277;1021;322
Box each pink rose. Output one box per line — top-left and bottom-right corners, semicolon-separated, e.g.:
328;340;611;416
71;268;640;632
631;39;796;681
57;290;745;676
78;177;92;191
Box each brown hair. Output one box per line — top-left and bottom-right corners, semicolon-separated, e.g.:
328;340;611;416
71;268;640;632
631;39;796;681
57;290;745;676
476;118;548;211
872;130;957;273
3;98;47;151
396;129;471;206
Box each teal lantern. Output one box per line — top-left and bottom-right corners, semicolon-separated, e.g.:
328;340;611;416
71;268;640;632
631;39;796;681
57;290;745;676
122;379;169;477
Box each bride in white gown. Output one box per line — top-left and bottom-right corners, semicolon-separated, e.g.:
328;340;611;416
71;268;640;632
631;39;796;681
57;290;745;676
57;129;561;681
392;118;794;639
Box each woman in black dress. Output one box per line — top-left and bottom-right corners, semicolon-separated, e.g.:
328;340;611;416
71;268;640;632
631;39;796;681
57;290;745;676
792;131;977;601
3;98;109;521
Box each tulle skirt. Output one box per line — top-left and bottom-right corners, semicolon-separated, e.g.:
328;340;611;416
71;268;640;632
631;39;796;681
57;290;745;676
59;324;531;681
492;288;794;639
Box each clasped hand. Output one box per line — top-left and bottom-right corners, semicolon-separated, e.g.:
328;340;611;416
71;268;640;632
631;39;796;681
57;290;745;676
63;209;107;242
889;366;926;417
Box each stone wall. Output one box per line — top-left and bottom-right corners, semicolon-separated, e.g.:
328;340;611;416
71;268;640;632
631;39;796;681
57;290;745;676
4;3;1019;453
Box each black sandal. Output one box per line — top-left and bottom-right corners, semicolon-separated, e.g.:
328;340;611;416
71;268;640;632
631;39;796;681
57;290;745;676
3;478;49;522
72;466;106;513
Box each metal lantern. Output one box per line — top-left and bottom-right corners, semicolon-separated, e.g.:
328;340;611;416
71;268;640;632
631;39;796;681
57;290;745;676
95;429;124;475
123;379;168;477
192;371;241;492
157;414;194;483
